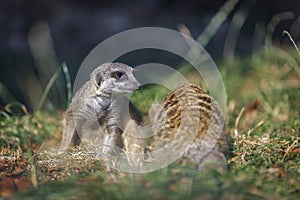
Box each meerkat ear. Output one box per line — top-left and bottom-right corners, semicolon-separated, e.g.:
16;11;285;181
92;70;102;88
95;74;102;87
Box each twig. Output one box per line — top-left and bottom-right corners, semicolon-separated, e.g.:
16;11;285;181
177;23;193;38
234;107;245;137
283;138;299;158
282;30;300;57
265;12;295;48
247;120;264;136
4;102;29;115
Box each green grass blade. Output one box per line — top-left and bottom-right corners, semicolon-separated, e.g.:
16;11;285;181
198;0;240;46
36;67;62;111
62;62;72;103
223;0;256;61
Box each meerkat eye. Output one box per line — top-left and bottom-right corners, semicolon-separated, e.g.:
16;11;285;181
112;71;124;79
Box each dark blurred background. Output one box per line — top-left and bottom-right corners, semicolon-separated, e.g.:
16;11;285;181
0;0;300;110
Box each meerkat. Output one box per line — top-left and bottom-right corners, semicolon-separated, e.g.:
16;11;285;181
123;84;231;170
60;63;141;156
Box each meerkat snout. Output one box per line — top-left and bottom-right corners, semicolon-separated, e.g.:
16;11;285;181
135;82;141;90
112;70;141;94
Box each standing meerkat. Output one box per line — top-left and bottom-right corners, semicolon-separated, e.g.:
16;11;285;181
123;84;231;170
60;63;141;155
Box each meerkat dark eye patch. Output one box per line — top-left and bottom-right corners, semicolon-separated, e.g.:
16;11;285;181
111;71;124;79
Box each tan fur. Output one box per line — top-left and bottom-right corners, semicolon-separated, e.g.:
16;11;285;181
123;84;232;170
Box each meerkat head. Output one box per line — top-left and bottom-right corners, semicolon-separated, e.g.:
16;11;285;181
91;63;141;95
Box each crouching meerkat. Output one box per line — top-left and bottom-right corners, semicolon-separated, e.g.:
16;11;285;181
60;63;141;155
123;84;232;171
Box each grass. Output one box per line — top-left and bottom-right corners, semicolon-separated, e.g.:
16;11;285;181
1;1;300;198
0;48;299;199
